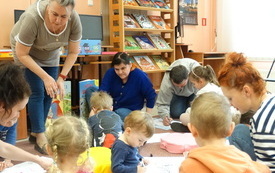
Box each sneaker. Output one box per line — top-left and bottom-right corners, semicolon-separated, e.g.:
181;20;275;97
170;121;190;133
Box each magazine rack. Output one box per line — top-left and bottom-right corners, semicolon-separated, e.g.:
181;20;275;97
109;0;175;90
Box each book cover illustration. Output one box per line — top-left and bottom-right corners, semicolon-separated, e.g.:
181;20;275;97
79;79;99;118
124;14;140;28
79;40;101;55
132;14;156;29
123;0;138;6
151;0;170;9
133;35;156;49
149;15;170;29
147;33;171;49
48;81;71;119
135;0;156;7
124;36;141;50
129;56;141;69
133;55;159;70
151;55;170;70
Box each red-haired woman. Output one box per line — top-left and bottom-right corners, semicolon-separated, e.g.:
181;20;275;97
218;52;275;171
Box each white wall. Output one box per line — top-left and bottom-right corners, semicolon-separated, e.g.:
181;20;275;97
216;0;275;58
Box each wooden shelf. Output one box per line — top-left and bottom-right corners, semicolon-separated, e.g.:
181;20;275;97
125;49;173;53
124;28;174;32
124;5;173;12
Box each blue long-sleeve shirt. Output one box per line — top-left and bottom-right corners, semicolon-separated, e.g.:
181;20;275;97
111;139;142;173
100;68;156;111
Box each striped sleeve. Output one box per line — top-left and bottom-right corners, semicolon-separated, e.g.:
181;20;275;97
250;95;275;171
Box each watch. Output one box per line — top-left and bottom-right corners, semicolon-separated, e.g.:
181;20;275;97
59;74;67;80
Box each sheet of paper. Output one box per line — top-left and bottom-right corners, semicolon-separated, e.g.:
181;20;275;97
153;117;171;130
1;161;46;173
146;133;170;143
144;157;185;173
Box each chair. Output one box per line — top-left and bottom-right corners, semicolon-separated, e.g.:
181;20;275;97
265;57;275;82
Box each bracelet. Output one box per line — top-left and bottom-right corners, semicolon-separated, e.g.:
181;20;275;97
59;74;67;80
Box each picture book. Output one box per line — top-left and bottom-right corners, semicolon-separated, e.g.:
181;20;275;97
123;0;138;6
151;55;170;70
129;56;141;69
133;55;159;70
132;13;155;29
147;33;171;49
48;81;71;119
124;36;141;50
135;0;156;7
79;39;101;55
151;0;170;9
124;14;140;28
79;79;99;118
133;35;156;49
148;15;170;29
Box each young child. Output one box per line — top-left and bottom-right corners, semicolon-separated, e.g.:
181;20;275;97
111;111;155;173
45;116;93;173
0;61;52;171
88;91;123;148
179;92;270;173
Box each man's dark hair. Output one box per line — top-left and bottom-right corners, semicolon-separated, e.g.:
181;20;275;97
169;65;188;84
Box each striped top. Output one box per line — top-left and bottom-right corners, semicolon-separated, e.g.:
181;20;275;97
250;93;275;171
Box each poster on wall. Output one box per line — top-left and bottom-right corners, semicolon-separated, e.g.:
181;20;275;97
179;0;198;25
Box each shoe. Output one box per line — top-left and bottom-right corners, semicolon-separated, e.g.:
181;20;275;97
170;121;190;133
28;135;36;144
34;143;48;155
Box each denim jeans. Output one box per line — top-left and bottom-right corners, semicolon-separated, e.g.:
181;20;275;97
25;67;58;133
85;86;131;121
228;124;257;161
170;93;195;119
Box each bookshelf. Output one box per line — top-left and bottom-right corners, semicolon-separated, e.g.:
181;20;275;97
109;0;175;90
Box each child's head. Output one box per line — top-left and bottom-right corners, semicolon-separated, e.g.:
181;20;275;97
0;61;31;127
189;92;234;141
123;111;155;147
189;65;219;90
45;116;91;171
90;91;113;112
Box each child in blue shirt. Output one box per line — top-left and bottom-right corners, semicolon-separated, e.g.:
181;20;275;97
111;111;155;173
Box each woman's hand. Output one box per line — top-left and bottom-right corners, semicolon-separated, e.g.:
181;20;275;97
56;78;65;99
43;75;58;98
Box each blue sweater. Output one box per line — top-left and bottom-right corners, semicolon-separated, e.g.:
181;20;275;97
100;68;156;111
111;139;142;173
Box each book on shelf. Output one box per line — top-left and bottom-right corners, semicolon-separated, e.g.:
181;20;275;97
148;15;170;29
124;14;140;28
79;79;99;118
151;55;170;70
124;36;141;50
129;56;141;69
133;35;156;49
48;81;71;119
133;55;159;70
79;39;101;55
147;33;171;49
151;0;170;9
135;0;156;7
123;0;138;6
132;13;156;29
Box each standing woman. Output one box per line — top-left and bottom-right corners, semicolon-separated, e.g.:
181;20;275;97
10;0;82;154
218;52;275;171
99;52;156;121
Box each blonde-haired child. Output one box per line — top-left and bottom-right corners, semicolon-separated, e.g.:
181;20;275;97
45;116;93;173
179;92;270;173
88;91;123;148
111;111;154;173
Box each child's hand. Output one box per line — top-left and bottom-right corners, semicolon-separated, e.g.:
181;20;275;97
137;165;147;173
163;116;172;126
0;159;13;171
